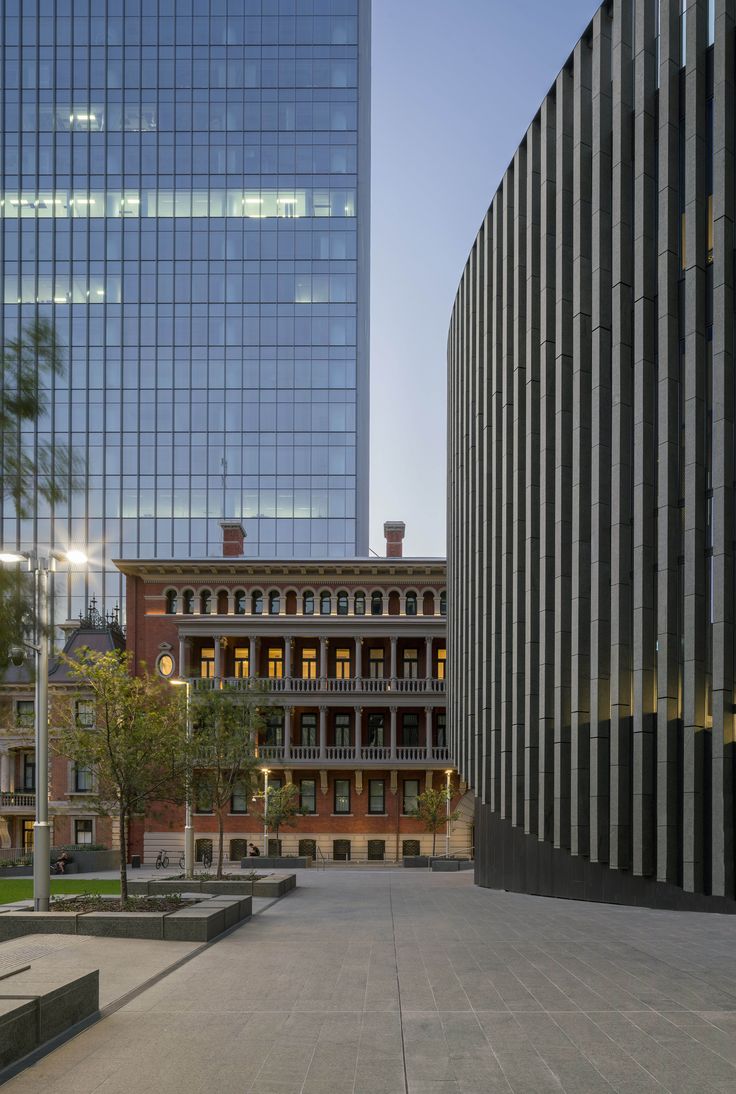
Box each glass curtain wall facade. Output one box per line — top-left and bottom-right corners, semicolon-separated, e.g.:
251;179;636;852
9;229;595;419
0;0;370;621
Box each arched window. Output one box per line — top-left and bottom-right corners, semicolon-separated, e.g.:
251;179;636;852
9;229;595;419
405;591;417;616
216;590;228;615
336;591;349;615
251;589;263;615
165;589;178;615
182;590;194;615
200;589;212;615
354;591;366;616
268;590;280;615
303;590;315;615
371;590;383;616
320;591;332;615
234;590;246;615
440;590;447;616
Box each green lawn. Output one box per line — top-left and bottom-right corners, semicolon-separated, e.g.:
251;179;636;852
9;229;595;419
0;878;120;904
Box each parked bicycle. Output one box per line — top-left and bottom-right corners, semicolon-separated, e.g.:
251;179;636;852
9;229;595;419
155;849;169;870
179;852;185;870
200;847;212;869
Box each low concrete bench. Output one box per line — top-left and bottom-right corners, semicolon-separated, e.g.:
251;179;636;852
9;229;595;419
241;856;309;869
0;968;99;1071
252;873;296;898
430;859;475;872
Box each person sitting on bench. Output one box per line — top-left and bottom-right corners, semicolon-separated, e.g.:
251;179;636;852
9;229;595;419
53;851;71;874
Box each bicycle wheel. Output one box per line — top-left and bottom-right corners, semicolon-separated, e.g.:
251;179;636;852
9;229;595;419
179;853;185;870
162;852;169;869
155;854;162;870
202;851;212;869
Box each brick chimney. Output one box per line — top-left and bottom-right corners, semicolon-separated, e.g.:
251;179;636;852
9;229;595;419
220;521;246;558
384;521;406;558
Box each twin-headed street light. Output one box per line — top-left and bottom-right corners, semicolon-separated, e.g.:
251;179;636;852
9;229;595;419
0;548;88;911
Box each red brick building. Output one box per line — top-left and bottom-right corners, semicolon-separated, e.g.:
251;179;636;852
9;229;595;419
118;522;473;864
0;605;121;855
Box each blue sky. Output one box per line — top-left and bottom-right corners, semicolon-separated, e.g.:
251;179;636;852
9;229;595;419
368;0;597;557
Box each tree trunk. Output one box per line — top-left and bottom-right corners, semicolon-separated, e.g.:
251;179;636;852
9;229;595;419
432;828;437;857
119;803;128;903
217;808;224;879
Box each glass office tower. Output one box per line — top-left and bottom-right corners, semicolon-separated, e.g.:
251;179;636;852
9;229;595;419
0;0;370;621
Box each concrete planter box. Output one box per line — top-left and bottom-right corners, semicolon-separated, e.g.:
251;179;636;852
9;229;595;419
430;859;474;872
0;912;80;941
0;866;33;877
0;891;256;945
73;850;119;872
403;856;429;868
1;968;99;1043
201;879;260;895
253;873;296;898
163;905;226;942
241;856;309;869
128;878;260;897
0;969;98;1071
80;911;168;940
0;997;37;1069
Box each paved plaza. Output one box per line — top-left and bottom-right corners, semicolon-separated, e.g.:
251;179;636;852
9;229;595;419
4;869;736;1093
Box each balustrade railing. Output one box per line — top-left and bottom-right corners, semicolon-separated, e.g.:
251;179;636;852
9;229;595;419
200;675;446;695
289;745;321;761
324;745;356;761
0;791;36;808
395;747;427;762
360;746;391;762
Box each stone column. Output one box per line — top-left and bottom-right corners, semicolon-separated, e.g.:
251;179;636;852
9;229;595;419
320;636;329;681
284;637;292;680
390;636;397;681
319;706;327;760
284;707;292;761
0;750;9;794
214;636;223;681
178;636;190;678
355;637;363;681
249;636;257;678
425;707;433;756
390;706;397;760
399;594;406;616
354;706;362;759
425;636;433;680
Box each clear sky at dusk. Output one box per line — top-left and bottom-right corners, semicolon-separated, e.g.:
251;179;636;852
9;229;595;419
368;0;597;558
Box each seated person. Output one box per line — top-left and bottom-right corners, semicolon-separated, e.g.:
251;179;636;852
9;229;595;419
54;850;71;873
248;842;261;857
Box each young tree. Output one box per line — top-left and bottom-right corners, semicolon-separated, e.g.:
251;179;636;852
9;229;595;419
411;786;460;858
0;320;79;663
253;782;301;853
189;682;268;878
54;649;188;900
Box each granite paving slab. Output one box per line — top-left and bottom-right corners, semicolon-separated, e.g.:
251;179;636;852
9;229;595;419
5;871;736;1093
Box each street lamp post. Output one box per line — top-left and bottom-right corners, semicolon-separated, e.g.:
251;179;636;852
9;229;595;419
445;769;453;858
262;767;270;856
0;547;88;912
170;678;194;878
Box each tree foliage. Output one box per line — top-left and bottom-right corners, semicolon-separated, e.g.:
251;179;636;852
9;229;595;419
189;682;268;878
54;649;188;900
253;781;301;845
0;319;80;665
411;786;460;857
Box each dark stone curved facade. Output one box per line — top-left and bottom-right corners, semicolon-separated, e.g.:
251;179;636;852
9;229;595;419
448;0;736;909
